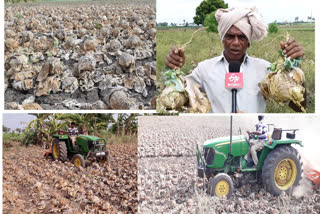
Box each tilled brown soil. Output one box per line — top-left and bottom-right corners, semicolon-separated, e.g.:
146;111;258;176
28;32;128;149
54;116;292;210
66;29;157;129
3;142;137;213
138;116;320;214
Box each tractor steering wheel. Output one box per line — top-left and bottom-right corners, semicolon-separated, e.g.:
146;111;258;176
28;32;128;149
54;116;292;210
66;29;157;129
247;131;256;141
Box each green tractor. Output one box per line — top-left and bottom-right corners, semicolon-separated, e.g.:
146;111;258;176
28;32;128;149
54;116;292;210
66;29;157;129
51;131;109;168
197;116;303;198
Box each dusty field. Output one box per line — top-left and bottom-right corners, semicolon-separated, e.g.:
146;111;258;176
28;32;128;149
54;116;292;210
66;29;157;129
4;0;156;110
138;116;320;213
3;141;137;213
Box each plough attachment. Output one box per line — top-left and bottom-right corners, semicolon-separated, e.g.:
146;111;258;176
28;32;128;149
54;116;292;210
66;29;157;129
305;168;320;188
44;149;53;158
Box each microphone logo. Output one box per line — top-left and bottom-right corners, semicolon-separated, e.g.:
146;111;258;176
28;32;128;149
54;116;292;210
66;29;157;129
225;73;243;88
228;73;240;83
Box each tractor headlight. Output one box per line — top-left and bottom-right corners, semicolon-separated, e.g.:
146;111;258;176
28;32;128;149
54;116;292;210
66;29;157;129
96;152;105;156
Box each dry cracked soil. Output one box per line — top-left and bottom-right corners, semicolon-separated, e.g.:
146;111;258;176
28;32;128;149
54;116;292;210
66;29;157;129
5;0;156;110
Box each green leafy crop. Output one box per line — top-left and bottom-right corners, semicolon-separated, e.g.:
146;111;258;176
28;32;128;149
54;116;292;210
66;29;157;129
164;68;184;92
268;50;301;73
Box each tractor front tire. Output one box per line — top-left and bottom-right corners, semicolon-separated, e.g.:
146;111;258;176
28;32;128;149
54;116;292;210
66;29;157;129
262;145;303;195
52;139;68;162
208;173;233;198
72;154;86;168
97;156;107;164
97;152;110;165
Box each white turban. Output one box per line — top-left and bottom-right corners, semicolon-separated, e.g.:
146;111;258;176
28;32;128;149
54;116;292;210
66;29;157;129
215;7;268;43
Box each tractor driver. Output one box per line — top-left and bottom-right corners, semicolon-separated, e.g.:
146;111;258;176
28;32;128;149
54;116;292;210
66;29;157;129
67;122;78;148
247;115;268;167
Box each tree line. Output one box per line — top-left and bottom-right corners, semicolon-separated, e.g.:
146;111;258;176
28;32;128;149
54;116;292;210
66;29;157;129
3;113;138;147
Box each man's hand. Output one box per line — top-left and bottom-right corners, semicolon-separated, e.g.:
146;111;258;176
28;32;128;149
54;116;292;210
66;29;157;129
280;37;304;60
247;131;251;135
165;46;186;69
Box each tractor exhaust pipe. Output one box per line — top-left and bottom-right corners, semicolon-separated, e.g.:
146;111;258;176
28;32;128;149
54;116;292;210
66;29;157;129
230;115;232;157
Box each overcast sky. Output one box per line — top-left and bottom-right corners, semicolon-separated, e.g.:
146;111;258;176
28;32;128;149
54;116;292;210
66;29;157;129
157;0;314;24
3;114;36;131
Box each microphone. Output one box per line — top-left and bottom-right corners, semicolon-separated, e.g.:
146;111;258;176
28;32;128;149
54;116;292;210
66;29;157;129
225;61;243;113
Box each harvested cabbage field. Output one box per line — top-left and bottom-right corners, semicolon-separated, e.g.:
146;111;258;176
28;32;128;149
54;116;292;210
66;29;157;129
4;0;156;110
3;141;137;213
156;25;315;113
138;116;320;213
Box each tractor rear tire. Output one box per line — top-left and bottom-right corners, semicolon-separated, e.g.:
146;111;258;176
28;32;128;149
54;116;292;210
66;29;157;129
72;154;86;168
262;145;303;195
208;173;233;198
52;139;68;162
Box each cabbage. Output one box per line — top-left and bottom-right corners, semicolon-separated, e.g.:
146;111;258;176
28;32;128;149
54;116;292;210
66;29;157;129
259;48;306;112
157;68;211;113
159;84;187;110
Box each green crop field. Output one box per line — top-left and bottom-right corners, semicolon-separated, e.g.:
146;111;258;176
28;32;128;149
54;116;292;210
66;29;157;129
3;133;25;143
156;25;315;113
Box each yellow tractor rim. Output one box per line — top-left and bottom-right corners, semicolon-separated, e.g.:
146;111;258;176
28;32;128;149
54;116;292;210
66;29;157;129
215;180;229;197
274;158;297;190
53;143;59;159
74;158;82;167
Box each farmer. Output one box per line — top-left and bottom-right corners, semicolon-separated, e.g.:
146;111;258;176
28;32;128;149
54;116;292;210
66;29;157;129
164;7;305;113
67;122;78;148
247;115;268;167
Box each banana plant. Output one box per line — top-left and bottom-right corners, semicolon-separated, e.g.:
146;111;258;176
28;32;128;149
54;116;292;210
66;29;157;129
26;113;67;148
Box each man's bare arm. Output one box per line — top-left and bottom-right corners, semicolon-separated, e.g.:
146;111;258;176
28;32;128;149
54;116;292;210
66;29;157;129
164;46;186;69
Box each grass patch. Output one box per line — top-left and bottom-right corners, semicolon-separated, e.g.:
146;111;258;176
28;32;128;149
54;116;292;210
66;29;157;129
278;23;315;29
3;133;25;143
156;25;315;113
98;131;137;144
3;133;25;149
106;135;137;144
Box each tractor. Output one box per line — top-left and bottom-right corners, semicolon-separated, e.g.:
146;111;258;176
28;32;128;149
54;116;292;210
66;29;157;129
197;116;303;198
50;130;109;168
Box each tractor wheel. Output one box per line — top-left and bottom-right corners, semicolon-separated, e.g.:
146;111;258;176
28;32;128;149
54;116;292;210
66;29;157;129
262;145;303;195
208;173;233;198
97;156;107;164
72;154;86;168
97;152;110;165
52;138;68;162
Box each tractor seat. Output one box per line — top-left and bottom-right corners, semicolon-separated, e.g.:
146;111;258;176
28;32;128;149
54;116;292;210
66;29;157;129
272;128;282;140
